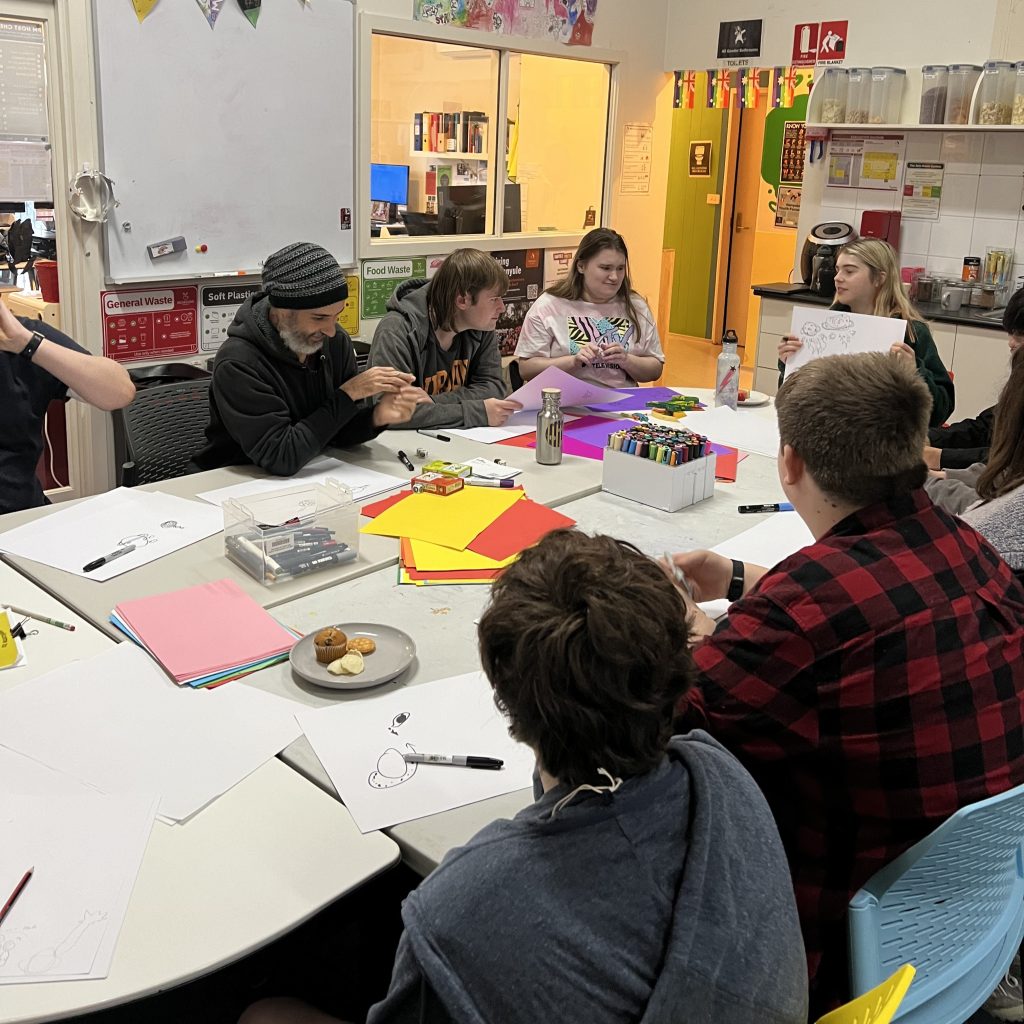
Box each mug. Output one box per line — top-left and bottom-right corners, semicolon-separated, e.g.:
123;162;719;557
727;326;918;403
941;283;967;311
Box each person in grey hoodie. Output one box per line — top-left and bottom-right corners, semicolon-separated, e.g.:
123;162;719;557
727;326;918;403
191;242;426;476
369;249;522;430
239;531;809;1024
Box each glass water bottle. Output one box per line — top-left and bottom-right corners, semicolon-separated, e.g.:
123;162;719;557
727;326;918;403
535;387;563;465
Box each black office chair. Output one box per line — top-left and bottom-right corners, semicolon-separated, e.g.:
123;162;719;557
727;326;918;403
112;378;212;487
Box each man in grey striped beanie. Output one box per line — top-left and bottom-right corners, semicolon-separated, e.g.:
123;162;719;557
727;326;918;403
192;242;427;476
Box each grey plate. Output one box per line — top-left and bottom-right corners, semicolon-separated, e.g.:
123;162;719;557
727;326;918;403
290;623;416;691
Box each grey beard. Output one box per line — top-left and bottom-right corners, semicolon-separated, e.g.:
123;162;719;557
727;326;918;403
279;326;323;359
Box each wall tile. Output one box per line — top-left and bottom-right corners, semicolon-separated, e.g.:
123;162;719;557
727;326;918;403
855;188;895;211
938;173;980;217
906;132;942;163
982;132;1024;176
926;255;963;277
901;219;933;253
940;132;985;174
928;215;976;257
818;204;856;225
971;216;1018;252
976;174;1024;219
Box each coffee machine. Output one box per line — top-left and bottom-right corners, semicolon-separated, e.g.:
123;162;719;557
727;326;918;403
800;222;858;297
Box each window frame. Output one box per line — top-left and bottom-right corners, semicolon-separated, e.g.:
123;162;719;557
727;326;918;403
358;13;621;260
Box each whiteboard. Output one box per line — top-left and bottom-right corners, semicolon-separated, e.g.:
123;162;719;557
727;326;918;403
92;0;355;283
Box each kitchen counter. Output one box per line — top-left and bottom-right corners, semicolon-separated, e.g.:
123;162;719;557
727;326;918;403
752;283;1006;332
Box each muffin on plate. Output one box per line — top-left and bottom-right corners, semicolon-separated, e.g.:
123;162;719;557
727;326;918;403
313;626;348;664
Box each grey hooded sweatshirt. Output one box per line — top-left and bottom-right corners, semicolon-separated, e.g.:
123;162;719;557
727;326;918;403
366;731;808;1024
369;279;507;430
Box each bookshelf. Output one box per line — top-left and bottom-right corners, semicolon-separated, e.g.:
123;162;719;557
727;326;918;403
409;150;489;161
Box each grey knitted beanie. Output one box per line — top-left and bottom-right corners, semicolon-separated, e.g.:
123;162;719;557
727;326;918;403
262;242;349;310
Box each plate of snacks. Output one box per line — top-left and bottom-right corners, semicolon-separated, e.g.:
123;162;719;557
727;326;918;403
290;623;417;691
737;389;770;407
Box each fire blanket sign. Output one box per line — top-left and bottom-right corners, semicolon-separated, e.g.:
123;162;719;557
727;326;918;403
101;285;199;362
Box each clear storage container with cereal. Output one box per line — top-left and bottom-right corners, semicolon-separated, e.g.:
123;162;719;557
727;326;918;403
816;68;849;124
944;64;982;124
846;67;872;124
1012;61;1024;124
869;67;905;123
976;60;1014;124
919;65;948;123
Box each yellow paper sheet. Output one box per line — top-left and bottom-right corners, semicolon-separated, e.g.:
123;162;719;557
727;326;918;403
0;611;22;669
361;488;524;550
408;538;516;572
399;569;494;587
132;0;161;21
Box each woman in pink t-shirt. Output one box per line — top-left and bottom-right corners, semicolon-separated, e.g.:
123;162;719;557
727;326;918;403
515;228;665;388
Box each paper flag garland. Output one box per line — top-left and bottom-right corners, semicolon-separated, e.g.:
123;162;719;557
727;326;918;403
195;0;224;28
131;0;160;21
238;0;260;26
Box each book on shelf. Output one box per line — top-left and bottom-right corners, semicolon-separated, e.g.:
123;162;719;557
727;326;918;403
412;109;489;156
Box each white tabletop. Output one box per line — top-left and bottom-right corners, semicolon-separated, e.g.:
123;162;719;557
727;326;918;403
0;561;114;681
259;394;787;876
2;758;399;1024
0;432;603;640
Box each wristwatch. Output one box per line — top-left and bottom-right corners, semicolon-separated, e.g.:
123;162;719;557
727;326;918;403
18;331;45;361
727;558;746;602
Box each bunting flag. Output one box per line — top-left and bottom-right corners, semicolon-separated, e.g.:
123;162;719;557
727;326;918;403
673;71;682;109
238;0;260;26
195;0;224;28
772;66;799;109
680;70;696;110
705;69;716;109
131;0;160;21
714;69;734;109
738;68;770;109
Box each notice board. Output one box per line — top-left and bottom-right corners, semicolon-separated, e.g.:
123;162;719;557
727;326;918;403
92;0;355;283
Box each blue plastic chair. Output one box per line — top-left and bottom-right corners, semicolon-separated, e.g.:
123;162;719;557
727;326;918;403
847;782;1024;1022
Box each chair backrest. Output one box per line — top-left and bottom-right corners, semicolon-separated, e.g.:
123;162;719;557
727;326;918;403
113;378;212;487
816;965;916;1024
847;782;1024;1022
129;362;211;390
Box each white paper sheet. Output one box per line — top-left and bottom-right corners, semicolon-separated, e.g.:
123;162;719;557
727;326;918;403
296;671;536;833
0;794;157;984
505;366;629;411
712;513;814;569
0;746;95;798
784;307;907;378
196;455;406;507
0;489;223;582
448;409;580;445
673;405;781;459
0;644;303;822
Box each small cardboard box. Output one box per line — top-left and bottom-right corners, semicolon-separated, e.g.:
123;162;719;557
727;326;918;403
601;448;716;512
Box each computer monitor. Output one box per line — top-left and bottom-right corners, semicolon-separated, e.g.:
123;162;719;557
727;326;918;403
370;163;410;206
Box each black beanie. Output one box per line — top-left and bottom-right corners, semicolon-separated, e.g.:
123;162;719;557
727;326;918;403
262;242;349;309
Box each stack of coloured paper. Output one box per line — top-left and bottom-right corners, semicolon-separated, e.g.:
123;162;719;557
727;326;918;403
110;579;298;687
361;486;575;586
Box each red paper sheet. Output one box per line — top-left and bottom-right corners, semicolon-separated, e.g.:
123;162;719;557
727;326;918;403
713;446;739;482
362;490;413;518
468;499;576;561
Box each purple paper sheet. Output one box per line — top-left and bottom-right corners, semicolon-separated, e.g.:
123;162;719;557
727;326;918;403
586;387;691;412
563;416;640;448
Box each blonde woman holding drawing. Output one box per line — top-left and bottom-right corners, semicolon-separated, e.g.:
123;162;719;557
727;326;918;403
778;239;954;426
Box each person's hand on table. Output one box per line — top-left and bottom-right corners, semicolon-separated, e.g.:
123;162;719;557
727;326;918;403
664;549;733;602
658;553;719;638
890;341;916;365
484;398;523;426
341;366;415;401
923;445;943;471
0;300;32;354
778;335;802;363
372;386;430;426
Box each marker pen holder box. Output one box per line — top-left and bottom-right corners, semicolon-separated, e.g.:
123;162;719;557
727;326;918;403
223;480;360;586
601;448;717;513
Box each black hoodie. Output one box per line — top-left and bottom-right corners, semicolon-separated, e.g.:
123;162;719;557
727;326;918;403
191;294;380;476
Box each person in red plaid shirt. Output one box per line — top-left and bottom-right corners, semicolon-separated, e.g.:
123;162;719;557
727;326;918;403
669;352;1024;1020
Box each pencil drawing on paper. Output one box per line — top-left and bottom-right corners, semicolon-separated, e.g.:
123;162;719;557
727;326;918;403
19;909;107;975
368;744;418;789
118;532;158;549
389;712;411;735
798;313;856;357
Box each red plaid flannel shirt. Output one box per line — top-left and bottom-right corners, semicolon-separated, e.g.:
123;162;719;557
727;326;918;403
681;489;1024;1012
